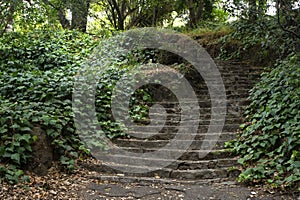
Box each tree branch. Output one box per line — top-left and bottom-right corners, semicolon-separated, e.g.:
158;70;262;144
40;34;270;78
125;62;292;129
276;0;300;39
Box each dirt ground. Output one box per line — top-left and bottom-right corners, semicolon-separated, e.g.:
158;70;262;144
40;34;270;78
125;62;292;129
0;160;299;200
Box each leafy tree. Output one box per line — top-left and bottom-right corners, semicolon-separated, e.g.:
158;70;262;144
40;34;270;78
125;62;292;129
42;0;91;32
276;0;300;39
187;0;217;28
0;0;16;33
101;0;186;30
0;0;48;33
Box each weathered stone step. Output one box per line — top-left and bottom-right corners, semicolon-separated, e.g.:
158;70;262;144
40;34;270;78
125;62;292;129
196;94;250;98
104;148;234;161
109;143;231;155
121;132;237;141
187;81;257;88
142;113;243;122
135;103;250;113
122;124;240;134
194;88;251;94
87;173;228;185
84;161;239;180
135;118;242;125
94;153;239;170
112;139;230;150
169;168;239;180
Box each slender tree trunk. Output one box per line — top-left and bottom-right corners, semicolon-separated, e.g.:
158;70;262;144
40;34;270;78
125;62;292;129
152;6;158;26
5;3;15;32
58;8;70;29
188;0;197;27
188;0;204;28
196;0;204;21
71;0;90;32
106;0;118;29
203;0;213;20
108;0;125;30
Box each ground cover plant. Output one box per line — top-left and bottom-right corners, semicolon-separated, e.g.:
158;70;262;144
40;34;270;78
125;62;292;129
227;54;300;190
0;28;154;184
0;29;99;183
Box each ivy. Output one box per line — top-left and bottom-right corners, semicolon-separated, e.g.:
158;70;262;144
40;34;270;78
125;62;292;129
94;64;153;139
0;28;98;184
228;54;300;189
0;28;154;184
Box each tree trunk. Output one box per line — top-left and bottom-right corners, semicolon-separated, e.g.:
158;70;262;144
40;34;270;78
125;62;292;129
58;8;70;29
188;0;197;27
152;6;158;26
188;0;204;28
71;0;90;32
0;2;16;32
108;0;125;30
203;0;213;20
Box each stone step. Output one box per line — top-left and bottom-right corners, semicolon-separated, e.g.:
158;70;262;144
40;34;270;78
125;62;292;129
136;101;250;110
86;174;229;185
130;99;250;105
83;160;240;180
116;131;237;139
121;132;237;141
104;148;234;161
133;111;242;119
121;124;240;134
95;153;239;170
187;81;257;88
134;118;243;126
141;114;243;122
194;96;251;101
109;144;230;154
112;139;231;150
128;107;246;119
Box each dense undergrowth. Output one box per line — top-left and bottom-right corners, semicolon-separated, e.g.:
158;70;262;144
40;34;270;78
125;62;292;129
215;18;299;189
187;18;300;190
0;16;299;190
0;28;152;184
228;54;300;189
0;29;99;183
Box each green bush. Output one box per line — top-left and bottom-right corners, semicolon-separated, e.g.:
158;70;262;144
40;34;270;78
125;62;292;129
0;29;98;184
219;17;298;66
0;29;153;184
229;54;300;189
95;64;152;139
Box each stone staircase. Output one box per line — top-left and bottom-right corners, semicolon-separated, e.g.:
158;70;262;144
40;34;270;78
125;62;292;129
82;61;263;183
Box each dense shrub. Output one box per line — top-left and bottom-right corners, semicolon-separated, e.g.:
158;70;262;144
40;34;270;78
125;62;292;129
0;29;153;184
228;54;300;189
95;64;152;140
0;29;98;183
219;17;299;66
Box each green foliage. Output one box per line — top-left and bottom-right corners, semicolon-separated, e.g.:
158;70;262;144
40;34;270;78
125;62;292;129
218;17;299;66
95;64;152;139
0;28;154;183
187;22;231;36
229;54;300;189
0;28;98;183
0;164;29;185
